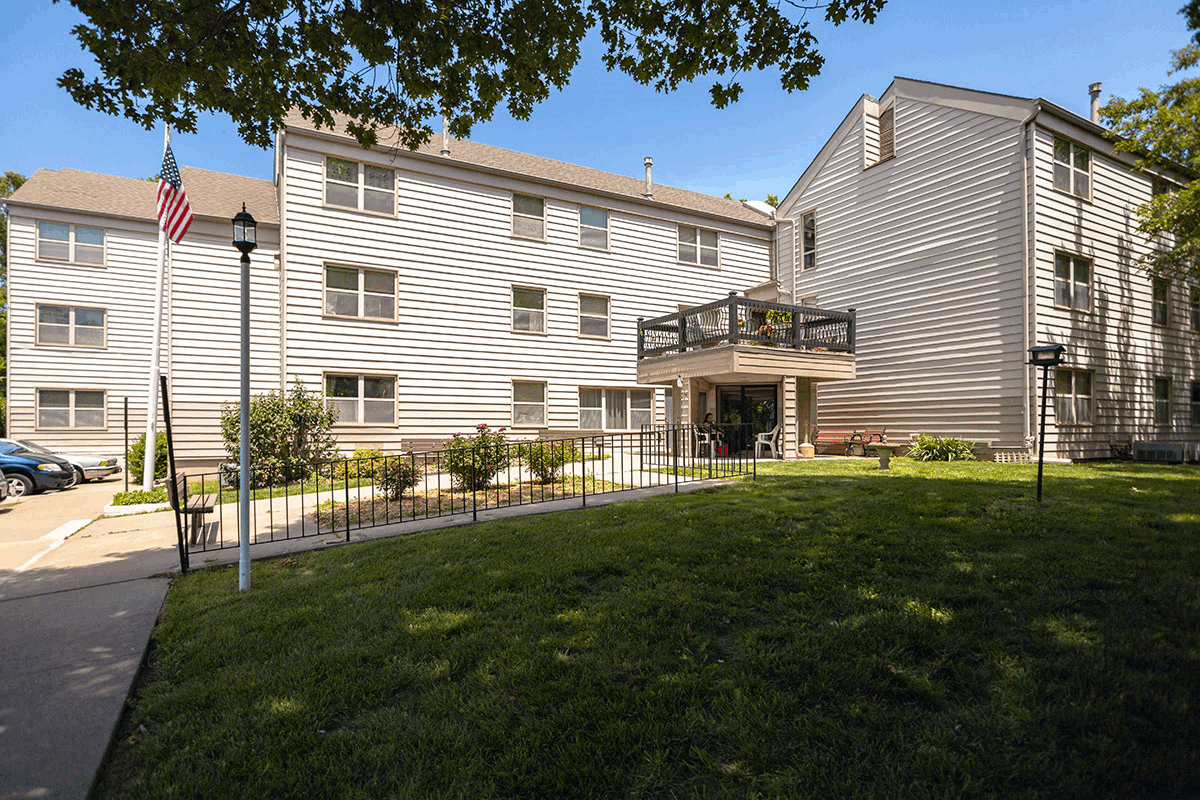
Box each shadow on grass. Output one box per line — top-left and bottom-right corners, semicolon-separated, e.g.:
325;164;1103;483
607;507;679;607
96;461;1200;799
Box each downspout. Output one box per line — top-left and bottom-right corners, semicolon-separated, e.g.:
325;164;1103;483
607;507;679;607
775;215;795;299
1020;106;1039;447
276;126;288;391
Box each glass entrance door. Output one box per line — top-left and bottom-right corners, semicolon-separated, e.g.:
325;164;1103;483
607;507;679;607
716;385;778;454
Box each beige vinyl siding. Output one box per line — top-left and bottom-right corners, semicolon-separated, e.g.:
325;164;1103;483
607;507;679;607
781;96;1030;447
280;136;771;448
1031;124;1197;458
7;211;281;461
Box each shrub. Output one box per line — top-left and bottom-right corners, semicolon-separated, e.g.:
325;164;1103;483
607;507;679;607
905;434;977;462
377;455;423;500
127;432;169;482
331;448;387;481
112;487;168;506
221;380;339;487
443;424;510;491
515;438;579;483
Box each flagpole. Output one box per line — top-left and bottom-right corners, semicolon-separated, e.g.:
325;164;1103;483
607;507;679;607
142;125;171;491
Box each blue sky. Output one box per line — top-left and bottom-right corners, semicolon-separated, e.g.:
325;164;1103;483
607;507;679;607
1;0;1192;202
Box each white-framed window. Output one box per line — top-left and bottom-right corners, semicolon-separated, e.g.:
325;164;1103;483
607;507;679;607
36;304;106;347
579;387;653;431
512;194;546;240
579;293;610;338
36;221;105;265
324;374;396;425
1188;286;1199;331
324;265;397;321
324;156;396;214
1154;377;1171;426
579;206;609;250
1055;369;1093;426
512;381;546;427
512;286;546;333
799;295;818;307
800;211;816;271
678;225;719;267
36;388;106;429
1053;136;1091;200
878;105;895;161
1153;278;1170;327
1191;381;1200;427
1054;252;1092;311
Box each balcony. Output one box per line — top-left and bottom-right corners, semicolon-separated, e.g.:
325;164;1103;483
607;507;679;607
636;295;856;385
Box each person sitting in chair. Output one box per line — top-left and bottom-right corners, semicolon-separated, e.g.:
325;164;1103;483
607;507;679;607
699;412;723;455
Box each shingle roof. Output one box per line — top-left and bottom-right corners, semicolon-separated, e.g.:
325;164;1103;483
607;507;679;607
5;167;278;226
283;109;773;229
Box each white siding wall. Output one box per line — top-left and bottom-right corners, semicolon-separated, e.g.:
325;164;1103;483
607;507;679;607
281;136;772;452
1032;124;1199;458
7;211;280;461
781;96;1030;446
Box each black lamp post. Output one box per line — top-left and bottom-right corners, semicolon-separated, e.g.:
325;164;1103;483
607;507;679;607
232;204;257;591
1028;343;1066;503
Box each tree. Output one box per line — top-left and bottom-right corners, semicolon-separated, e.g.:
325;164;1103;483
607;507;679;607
0;171;27;436
1100;2;1200;281
60;0;886;151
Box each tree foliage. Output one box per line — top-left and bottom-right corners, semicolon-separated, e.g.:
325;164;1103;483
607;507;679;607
1100;2;1200;280
60;0;886;150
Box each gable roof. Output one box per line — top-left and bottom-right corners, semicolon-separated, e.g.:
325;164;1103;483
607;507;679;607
282;109;773;230
5;167;279;226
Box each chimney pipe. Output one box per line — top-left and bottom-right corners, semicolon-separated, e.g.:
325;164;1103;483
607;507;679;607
441;114;451;157
643;156;653;199
1089;82;1102;124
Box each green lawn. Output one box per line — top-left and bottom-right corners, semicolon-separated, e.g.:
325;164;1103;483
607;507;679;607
96;460;1200;799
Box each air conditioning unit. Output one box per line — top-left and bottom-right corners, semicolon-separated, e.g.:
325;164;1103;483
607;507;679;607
1133;441;1200;463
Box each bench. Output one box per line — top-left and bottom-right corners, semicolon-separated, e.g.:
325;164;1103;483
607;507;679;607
166;473;215;546
813;427;887;457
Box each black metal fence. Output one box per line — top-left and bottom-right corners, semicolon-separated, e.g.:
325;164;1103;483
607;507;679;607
637;294;855;358
169;425;756;571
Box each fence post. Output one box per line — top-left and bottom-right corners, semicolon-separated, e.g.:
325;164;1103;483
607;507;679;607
472;446;478;522
582;438;588;507
674;424;680;492
344;460;351;542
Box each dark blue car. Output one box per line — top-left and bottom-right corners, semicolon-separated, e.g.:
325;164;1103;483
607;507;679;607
0;442;76;498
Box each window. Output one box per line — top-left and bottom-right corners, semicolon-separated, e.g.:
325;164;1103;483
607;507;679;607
36;389;105;429
1055;369;1093;426
878;106;895;161
512;381;546;426
36;222;104;265
1189;286;1199;331
579;388;653;431
36;305;105;347
1153;278;1170;327
799;295;818;308
800;212;816;271
678;225;719;267
512;194;545;240
1192;382;1200;427
1154;377;1171;426
579;294;610;338
324;265;396;320
1054;253;1092;311
1053;136;1091;199
325;156;395;214
579;207;609;249
512;287;546;333
325;374;395;424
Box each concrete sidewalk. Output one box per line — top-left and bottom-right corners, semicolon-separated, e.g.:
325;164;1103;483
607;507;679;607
0;475;732;799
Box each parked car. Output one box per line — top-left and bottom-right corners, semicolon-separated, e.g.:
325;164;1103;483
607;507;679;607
0;438;121;484
0;469;7;501
0;443;76;497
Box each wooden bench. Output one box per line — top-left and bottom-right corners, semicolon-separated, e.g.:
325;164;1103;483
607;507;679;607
813;427;887;457
166;473;215;546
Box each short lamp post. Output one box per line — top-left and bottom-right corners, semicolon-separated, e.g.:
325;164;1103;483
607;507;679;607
1028;343;1066;503
232;205;257;591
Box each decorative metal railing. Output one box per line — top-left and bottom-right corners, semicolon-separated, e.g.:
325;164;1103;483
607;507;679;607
637;294;855;359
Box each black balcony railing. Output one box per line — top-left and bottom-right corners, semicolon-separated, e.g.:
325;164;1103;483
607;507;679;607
637;295;855;359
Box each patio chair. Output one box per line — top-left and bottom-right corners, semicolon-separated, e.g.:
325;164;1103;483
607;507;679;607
755;423;782;459
694;426;721;457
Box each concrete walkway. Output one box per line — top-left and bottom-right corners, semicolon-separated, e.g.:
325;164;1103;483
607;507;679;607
0;472;734;799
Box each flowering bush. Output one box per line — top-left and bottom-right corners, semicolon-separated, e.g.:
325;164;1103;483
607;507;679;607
377;455;423;499
443;424;511;491
515;438;580;483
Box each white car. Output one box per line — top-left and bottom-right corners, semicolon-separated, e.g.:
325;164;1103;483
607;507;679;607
0;439;122;484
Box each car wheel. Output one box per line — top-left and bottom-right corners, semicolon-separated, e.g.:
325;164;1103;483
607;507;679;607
8;473;34;499
74;467;86;486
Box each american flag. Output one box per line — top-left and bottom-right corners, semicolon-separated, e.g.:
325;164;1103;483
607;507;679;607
157;143;193;243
